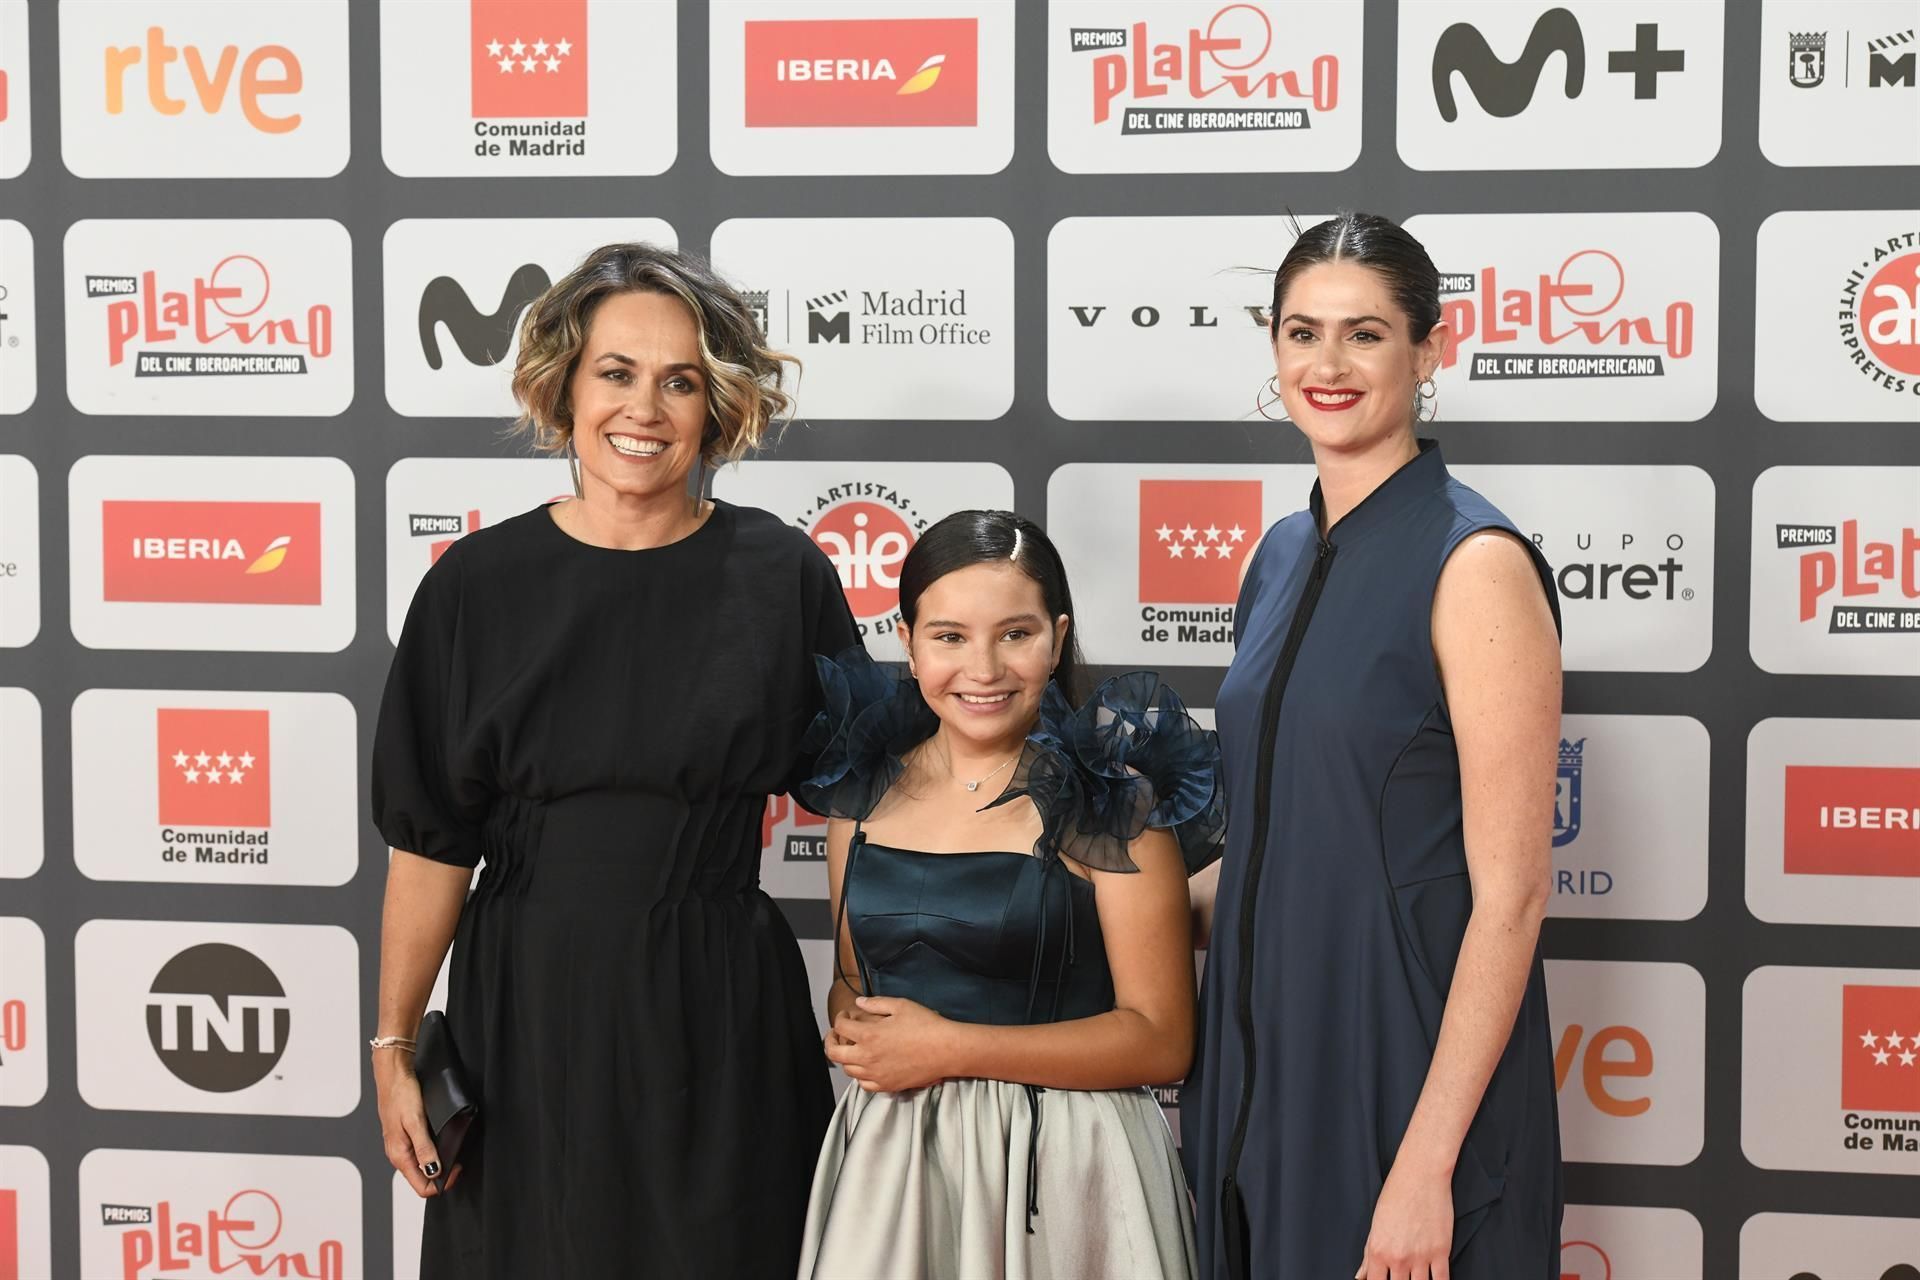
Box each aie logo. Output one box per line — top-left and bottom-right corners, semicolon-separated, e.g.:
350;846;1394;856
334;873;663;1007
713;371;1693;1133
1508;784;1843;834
144;943;291;1092
1433;8;1685;120
418;263;551;369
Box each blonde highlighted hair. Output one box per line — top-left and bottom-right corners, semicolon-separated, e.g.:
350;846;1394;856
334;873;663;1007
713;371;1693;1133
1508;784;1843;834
510;242;797;466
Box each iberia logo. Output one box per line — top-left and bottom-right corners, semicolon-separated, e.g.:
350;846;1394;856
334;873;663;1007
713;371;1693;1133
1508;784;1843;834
470;0;586;118
1843;984;1920;1114
102;501;322;605
1843;235;1920;397
1785;765;1920;878
103;1190;345;1280
744;18;978;127
1438;248;1695;380
85;254;334;377
1138;479;1258;604
1070;4;1338;135
1776;519;1920;634
157;709;271;829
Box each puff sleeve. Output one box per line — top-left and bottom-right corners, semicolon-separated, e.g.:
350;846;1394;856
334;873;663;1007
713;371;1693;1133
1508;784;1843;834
370;542;489;867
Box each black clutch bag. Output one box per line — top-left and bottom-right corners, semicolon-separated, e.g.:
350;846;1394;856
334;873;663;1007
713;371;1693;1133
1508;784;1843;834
414;1010;477;1192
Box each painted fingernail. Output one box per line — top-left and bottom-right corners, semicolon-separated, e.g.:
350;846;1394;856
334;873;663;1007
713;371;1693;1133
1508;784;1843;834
422;1161;441;1178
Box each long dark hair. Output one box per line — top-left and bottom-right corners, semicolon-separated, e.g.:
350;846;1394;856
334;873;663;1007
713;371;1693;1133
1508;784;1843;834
1268;211;1442;343
897;511;1086;705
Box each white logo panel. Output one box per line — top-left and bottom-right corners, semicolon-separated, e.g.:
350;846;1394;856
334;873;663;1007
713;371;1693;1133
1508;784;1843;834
0;1145;51;1280
712;460;1015;655
0;918;45;1107
64;219;353;416
1750;466;1919;675
1755;211;1920;422
1452;465;1715;673
0;688;42;879
1743;964;1920;1174
58;0;350;178
79;1148;362;1280
1546;959;1706;1165
0;1;33;179
386;456;573;643
1740;1212;1920;1279
1560;1204;1703;1280
709;218;1014;420
68;454;356;653
72;689;358;886
1046;3;1361;174
74;919;360;1115
1760;2;1920;168
1549;715;1708;921
384;217;675;418
1046;462;1318;666
709;0;1014;176
0;455;38;645
1404;212;1719;422
1747;717;1920;928
379;0;676;177
1397;1;1724;170
1048;214;1329;421
0;220;37;413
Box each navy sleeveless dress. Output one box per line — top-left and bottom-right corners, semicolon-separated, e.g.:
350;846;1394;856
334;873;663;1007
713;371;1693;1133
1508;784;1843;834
1183;441;1565;1278
794;656;1223;1279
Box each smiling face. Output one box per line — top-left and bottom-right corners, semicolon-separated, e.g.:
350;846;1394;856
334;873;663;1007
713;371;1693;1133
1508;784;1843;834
902;562;1069;757
1272;260;1449;458
564;290;709;507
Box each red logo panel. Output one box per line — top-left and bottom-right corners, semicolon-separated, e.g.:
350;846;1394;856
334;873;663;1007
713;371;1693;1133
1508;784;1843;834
470;0;588;118
101;500;322;605
1784;765;1920;878
1138;479;1261;604
156;709;271;828
744;18;978;127
812;499;915;621
1841;984;1920;1114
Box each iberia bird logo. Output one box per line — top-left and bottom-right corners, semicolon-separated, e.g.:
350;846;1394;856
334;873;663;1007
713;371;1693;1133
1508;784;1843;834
897;54;945;96
245;536;294;575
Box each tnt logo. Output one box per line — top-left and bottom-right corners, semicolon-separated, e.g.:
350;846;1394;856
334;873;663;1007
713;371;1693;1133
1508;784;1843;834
144;943;291;1092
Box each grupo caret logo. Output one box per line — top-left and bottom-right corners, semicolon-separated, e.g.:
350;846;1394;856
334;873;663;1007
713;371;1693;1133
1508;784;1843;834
1409;212;1720;421
1397;1;1722;170
101;500;322;606
144;943;291;1092
743;16;977;127
1048;2;1360;173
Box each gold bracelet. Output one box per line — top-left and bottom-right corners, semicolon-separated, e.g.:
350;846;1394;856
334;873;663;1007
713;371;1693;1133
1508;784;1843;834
368;1035;417;1052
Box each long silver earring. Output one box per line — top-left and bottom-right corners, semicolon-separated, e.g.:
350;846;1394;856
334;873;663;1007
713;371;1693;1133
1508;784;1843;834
566;437;584;499
1255;375;1289;422
1415;376;1438;424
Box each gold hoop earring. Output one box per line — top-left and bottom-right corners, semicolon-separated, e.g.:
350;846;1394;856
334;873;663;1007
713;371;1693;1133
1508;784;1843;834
566;437;584;499
1255;375;1289;422
1415;377;1438;424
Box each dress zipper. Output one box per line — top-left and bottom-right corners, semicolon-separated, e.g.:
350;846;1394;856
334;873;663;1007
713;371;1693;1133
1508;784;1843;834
1219;536;1335;1280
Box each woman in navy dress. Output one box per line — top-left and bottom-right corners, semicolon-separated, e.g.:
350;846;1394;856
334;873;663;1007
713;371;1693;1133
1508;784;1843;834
794;511;1222;1279
1183;212;1565;1280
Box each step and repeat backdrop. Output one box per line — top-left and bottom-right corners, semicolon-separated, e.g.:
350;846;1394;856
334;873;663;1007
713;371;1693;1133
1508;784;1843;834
0;0;1917;1277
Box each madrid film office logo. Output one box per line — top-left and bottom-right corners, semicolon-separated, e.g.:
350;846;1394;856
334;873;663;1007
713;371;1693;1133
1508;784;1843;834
1066;4;1339;136
1432;7;1686;120
747;285;992;350
418;262;551;370
1787;25;1915;89
144;944;291;1092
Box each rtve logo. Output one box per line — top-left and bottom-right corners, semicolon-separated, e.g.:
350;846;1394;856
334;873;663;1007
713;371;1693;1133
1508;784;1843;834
103;25;304;133
1554;1019;1651;1117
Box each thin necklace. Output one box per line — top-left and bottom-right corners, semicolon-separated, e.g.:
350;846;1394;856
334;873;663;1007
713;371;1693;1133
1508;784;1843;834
956;755;1017;793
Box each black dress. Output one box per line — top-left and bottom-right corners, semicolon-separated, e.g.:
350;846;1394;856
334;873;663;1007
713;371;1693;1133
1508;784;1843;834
1184;442;1565;1278
371;499;859;1279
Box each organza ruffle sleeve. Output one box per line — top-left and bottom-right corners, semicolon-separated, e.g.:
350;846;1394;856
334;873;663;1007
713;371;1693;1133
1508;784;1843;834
983;672;1225;875
793;645;939;821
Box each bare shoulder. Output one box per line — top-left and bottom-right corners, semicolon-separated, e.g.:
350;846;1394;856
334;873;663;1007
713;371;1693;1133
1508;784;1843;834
1432;529;1559;686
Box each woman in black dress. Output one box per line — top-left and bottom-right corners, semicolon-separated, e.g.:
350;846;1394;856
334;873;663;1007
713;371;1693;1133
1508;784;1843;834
370;243;859;1277
1183;213;1564;1280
